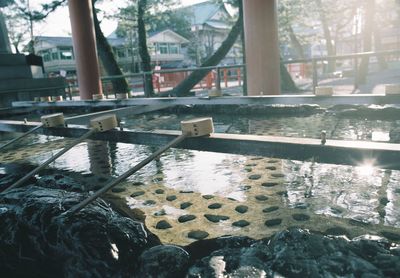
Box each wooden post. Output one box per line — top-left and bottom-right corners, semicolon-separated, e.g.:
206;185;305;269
67;0;103;100
243;0;281;95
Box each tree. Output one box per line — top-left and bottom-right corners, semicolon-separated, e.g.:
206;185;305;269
137;0;154;97
162;4;243;97
92;0;129;94
357;0;375;84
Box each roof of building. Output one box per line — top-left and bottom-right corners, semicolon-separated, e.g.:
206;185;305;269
178;1;231;27
35;36;127;48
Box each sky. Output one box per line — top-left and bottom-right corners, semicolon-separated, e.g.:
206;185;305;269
31;0;209;37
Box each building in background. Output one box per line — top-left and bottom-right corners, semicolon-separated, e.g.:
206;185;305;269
34;28;189;76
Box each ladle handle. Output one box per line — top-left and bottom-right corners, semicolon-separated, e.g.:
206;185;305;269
67;133;188;215
3;128;97;193
0;124;43;152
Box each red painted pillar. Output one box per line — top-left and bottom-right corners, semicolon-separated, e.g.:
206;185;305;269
68;0;102;99
243;0;281;95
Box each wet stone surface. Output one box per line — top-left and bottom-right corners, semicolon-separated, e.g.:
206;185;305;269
186;228;400;277
0;185;160;277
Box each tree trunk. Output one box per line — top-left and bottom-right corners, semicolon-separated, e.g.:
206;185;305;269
138;0;154;97
92;1;129;94
281;59;299;92
373;27;388;70
357;0;375;84
288;25;305;59
161;8;243;97
315;0;336;72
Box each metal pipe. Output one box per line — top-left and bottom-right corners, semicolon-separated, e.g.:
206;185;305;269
2;128;98;193
66;132;188;215
0;124;43;152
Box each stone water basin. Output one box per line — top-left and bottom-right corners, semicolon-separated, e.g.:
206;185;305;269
1;104;400;246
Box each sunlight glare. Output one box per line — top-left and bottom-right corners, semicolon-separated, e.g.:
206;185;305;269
355;161;375;177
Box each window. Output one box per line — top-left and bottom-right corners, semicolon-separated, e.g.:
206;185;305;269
40;50;51;62
51;52;59;60
157;43;168;54
169;43;179;54
116;48;126;59
59;47;73;60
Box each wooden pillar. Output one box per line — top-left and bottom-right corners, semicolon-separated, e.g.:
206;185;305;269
68;0;102;99
243;0;281;95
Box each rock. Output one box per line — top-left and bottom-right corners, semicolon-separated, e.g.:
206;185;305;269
178;215;196;223
155;220;172;230
137;245;189;278
0;185;160;277
166;195;177;201
188;230;209;240
38;175;83;191
232;220;250;227
204;214;229;223
187;228;397;277
208;203;222;209
180;202;193;210
235;205;248;214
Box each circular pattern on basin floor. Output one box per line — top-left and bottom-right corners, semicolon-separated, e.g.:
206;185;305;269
204;214;229;223
292;213;310;221
188;230;209;240
156;220;172;229
235;205;248;214
178;215;196;223
208;203;222;209
232;220;250;227
265;218;282;227
180;202;192;209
